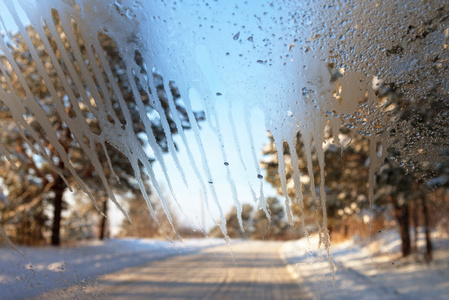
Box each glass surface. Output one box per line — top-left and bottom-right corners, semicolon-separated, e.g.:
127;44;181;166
0;1;448;299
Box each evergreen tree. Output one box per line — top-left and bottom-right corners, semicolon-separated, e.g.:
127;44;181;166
252;197;288;240
119;192;179;239
0;12;203;245
209;204;253;239
261;130;371;240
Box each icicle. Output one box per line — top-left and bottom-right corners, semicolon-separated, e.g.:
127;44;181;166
32;13;113;196
287;137;309;238
161;80;188;184
88;37;175;225
126;66;200;231
126;67;181;204
302;132;320;219
0;4;81;197
163;81;211;198
28;10;125;215
227;100;259;205
99;137;120;183
159;79;214;222
204;99;246;231
0;143;16;169
314;131;336;281
181;85;227;237
0;13;14;47
271;134;293;224
287;137;304;209
244;104;267;210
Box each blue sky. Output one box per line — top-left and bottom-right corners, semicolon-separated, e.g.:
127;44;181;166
151;94;276;231
0;0;280;234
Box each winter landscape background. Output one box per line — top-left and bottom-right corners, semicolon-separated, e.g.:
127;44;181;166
0;0;449;299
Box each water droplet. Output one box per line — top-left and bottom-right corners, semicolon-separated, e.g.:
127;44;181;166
257;174;263;179
302;87;316;99
224;162;229;166
216;92;222;96
233;32;240;40
125;8;136;19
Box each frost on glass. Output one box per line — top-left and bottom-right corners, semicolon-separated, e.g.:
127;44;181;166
0;0;448;277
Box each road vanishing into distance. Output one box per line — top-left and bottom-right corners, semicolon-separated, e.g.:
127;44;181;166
59;241;312;299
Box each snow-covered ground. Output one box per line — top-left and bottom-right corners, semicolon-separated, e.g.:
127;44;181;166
2;231;448;299
0;238;226;299
282;229;449;300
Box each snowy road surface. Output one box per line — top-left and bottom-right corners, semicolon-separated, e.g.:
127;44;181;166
51;241;310;299
4;234;448;299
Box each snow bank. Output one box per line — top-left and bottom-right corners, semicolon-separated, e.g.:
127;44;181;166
282;231;449;300
0;238;225;299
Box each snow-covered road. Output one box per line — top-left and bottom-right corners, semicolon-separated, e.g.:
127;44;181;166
55;241;307;299
1;233;449;299
0;238;226;299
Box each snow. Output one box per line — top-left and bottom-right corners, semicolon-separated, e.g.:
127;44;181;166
0;0;443;255
282;230;449;300
0;238;226;299
0;1;447;297
0;0;393;244
1;232;449;299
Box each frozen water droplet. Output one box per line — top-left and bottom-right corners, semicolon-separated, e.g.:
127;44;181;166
302;87;316;99
287;110;293;117
125;8;136;19
133;0;143;8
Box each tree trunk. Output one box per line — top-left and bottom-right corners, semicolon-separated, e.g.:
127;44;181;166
51;176;65;246
344;222;349;238
393;196;411;257
99;197;108;240
412;198;419;253
421;194;433;262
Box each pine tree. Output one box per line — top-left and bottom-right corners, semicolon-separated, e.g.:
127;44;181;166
0;12;203;245
252;197;288;240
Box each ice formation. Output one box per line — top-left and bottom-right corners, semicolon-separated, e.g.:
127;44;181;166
0;1;447;271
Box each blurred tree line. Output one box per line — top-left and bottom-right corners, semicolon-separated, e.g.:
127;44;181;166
0;10;203;246
209;197;297;240
210;4;449;255
259;11;449;261
260;105;449;261
0;2;448;261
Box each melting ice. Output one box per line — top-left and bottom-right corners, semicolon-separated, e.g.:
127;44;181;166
0;1;447;273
